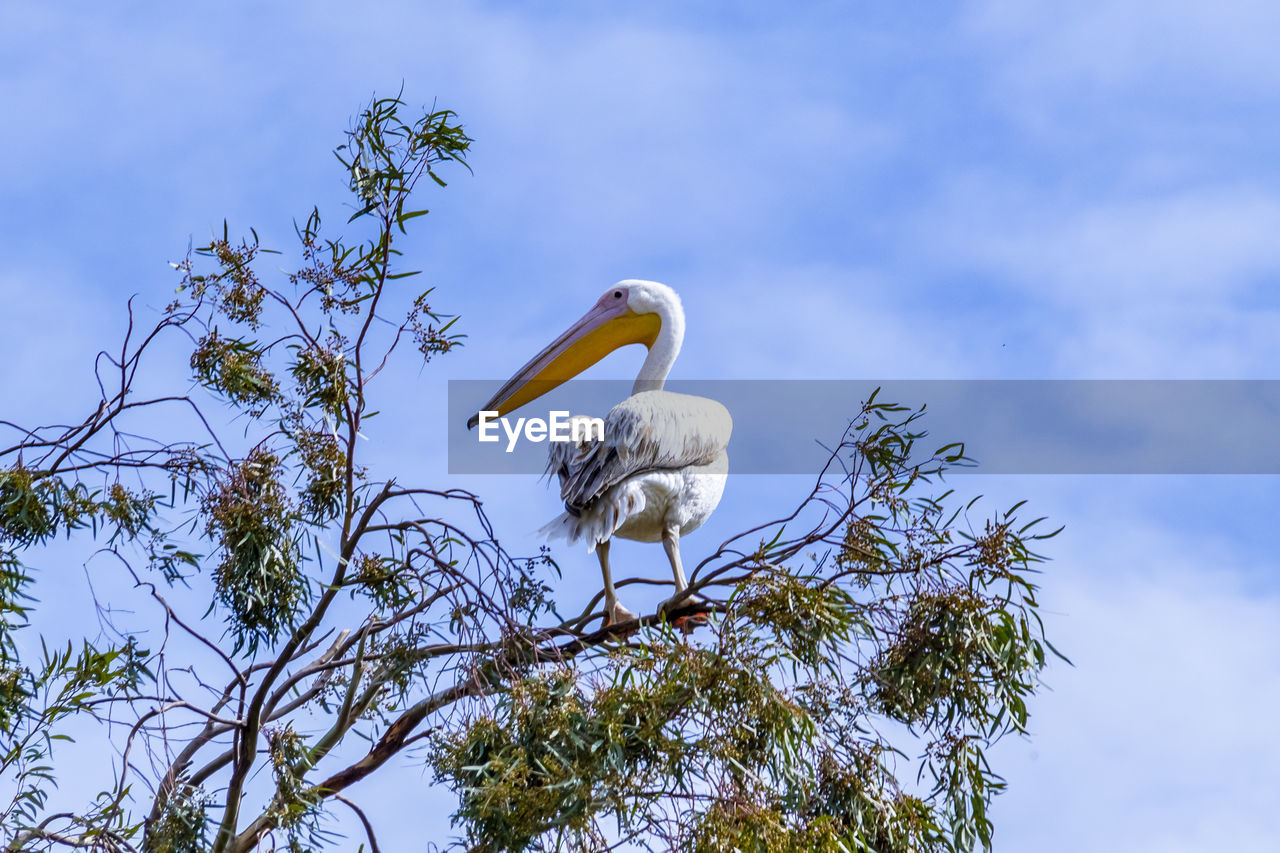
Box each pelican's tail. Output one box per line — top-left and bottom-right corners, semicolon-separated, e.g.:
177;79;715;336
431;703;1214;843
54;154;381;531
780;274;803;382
538;481;647;553
538;512;583;547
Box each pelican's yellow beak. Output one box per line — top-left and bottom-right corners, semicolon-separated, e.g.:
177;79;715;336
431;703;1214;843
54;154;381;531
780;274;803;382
467;292;660;429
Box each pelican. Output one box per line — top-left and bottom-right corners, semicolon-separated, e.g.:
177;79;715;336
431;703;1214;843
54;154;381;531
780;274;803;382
467;280;731;628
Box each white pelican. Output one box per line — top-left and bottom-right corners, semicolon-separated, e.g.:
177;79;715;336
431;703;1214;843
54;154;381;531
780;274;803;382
467;280;731;628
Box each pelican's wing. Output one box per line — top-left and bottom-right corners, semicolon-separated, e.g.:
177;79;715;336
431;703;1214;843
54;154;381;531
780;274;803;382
544;415;604;492
546;390;732;514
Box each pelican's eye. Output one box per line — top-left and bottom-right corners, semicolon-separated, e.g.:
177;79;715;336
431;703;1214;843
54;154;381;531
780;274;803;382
613;290;623;299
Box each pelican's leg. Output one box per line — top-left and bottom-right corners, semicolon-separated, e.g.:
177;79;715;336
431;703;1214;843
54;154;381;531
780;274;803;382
661;525;708;633
662;525;689;592
597;540;636;627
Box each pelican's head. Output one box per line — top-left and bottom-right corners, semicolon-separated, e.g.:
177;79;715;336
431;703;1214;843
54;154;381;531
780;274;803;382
467;280;681;429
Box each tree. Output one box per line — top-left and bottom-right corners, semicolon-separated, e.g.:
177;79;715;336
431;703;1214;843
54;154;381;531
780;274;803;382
0;94;1060;853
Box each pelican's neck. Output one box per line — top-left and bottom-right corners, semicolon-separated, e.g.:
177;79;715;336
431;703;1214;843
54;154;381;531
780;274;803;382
633;299;684;394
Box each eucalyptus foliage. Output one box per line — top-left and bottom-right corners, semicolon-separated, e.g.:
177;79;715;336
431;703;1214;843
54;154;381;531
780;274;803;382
0;94;1059;853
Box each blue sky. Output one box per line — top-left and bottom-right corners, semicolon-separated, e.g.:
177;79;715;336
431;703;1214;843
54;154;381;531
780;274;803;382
4;1;1280;850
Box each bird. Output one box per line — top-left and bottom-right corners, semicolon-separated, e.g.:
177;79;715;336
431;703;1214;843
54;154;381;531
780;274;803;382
467;280;731;629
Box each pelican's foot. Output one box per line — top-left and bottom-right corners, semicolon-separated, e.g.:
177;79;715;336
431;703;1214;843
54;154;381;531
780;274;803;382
660;593;711;635
603;599;638;630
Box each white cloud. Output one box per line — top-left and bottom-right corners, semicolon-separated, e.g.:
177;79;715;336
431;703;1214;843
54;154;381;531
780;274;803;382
967;0;1280;96
428;17;893;271
926;182;1280;298
994;480;1280;851
688;261;999;379
903;178;1280;376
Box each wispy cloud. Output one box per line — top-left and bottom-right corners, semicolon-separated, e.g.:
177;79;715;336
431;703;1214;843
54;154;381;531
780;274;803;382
967;0;1280;97
996;481;1280;852
902;178;1280;375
